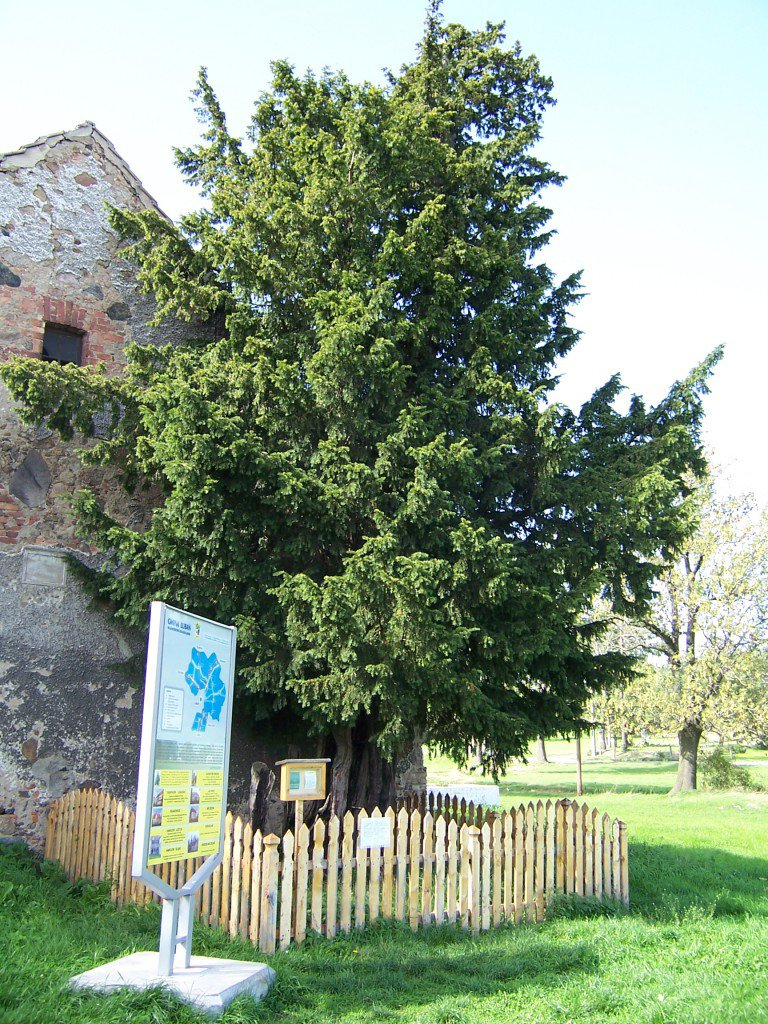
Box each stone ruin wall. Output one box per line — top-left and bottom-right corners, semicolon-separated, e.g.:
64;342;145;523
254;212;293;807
0;125;263;846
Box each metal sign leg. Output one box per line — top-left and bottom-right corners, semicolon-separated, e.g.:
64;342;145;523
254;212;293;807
177;894;195;969
158;897;180;976
158;894;196;976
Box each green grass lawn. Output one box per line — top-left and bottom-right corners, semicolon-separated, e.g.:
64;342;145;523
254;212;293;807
2;749;767;1024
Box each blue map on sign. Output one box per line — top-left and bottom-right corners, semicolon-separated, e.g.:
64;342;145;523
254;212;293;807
184;648;226;732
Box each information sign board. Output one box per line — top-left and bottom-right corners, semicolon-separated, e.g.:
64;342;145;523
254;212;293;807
276;759;329;801
133;603;236;880
358;816;392;849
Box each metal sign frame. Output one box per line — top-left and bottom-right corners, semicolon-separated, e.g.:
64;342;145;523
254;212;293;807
132;601;237;974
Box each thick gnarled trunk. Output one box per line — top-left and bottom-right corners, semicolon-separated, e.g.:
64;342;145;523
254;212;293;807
326;718;397;818
671;721;702;792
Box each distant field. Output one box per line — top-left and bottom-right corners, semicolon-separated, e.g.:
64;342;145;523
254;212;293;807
427;738;768;798
1;743;767;1024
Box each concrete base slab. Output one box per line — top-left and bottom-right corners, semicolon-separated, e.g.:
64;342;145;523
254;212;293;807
70;952;276;1016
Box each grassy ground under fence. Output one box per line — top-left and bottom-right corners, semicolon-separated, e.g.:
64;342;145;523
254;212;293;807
1;747;767;1024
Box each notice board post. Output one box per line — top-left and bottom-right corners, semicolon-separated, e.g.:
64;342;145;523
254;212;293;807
69;602;274;1014
132;602;237;973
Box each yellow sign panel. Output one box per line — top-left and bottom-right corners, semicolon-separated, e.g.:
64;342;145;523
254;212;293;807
147;768;224;866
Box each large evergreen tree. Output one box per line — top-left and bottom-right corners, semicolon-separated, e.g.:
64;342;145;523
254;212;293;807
2;6;719;812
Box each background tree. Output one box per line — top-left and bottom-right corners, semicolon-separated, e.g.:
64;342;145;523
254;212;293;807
1;6;718;813
622;482;768;791
590;607;652;754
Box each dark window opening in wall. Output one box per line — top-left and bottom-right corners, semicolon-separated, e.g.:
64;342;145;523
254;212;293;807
42;324;84;365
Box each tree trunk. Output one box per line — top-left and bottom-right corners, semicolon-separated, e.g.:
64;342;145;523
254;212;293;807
328;726;353;818
621;727;629;753
326;719;397;818
598;725;607;753
249;761;285;835
575;733;583;796
670;721;702;793
533;736;549;763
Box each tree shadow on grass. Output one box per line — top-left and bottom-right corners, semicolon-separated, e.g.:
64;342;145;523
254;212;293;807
628;842;768;921
250;925;599;1023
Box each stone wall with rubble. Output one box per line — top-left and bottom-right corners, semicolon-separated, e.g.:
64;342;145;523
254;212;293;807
0;123;200;551
0;124;260;846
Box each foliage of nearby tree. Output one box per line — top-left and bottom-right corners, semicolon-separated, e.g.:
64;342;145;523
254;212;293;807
589;609;654;752
698;746;757;792
1;5;719;812
611;482;768;791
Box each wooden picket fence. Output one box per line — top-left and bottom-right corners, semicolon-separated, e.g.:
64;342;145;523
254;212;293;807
45;790;628;954
398;790;500;829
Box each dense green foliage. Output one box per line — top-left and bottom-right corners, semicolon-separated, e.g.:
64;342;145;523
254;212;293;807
1;8;719;774
2;750;767;1024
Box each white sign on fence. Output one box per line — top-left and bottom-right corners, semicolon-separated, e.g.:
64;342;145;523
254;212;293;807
358;816;392;849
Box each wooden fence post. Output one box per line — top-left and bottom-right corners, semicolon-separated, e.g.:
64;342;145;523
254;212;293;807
619;821;629;906
355;809;368;930
459;823;470;929
229;815;243;938
326;815;340;938
585;808;595;898
524;803;535;922
602;813;612;899
593;810;602;899
544;800;554;901
408;810;421;931
434;815;447;925
382;808;395;920
480;821;491;932
555;800;565;893
240;822;253;940
535;800;545;921
44;798;58;862
311;817;326;934
574;803;585;898
249;830;263;946
447;818;458;925
491;816;502;927
340;811;354;934
565;802;576;896
396;807;409;922
369;808;382;924
259;834;280;954
279;831;294;951
514;806;524;924
503;811;513;921
295;823;310;945
422;812;434;928
612;819;622;905
469;824;481;935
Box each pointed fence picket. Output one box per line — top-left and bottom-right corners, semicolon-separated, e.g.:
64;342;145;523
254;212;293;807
44;790;628;954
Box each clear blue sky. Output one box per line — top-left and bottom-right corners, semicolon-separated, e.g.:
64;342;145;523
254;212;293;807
3;1;767;499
